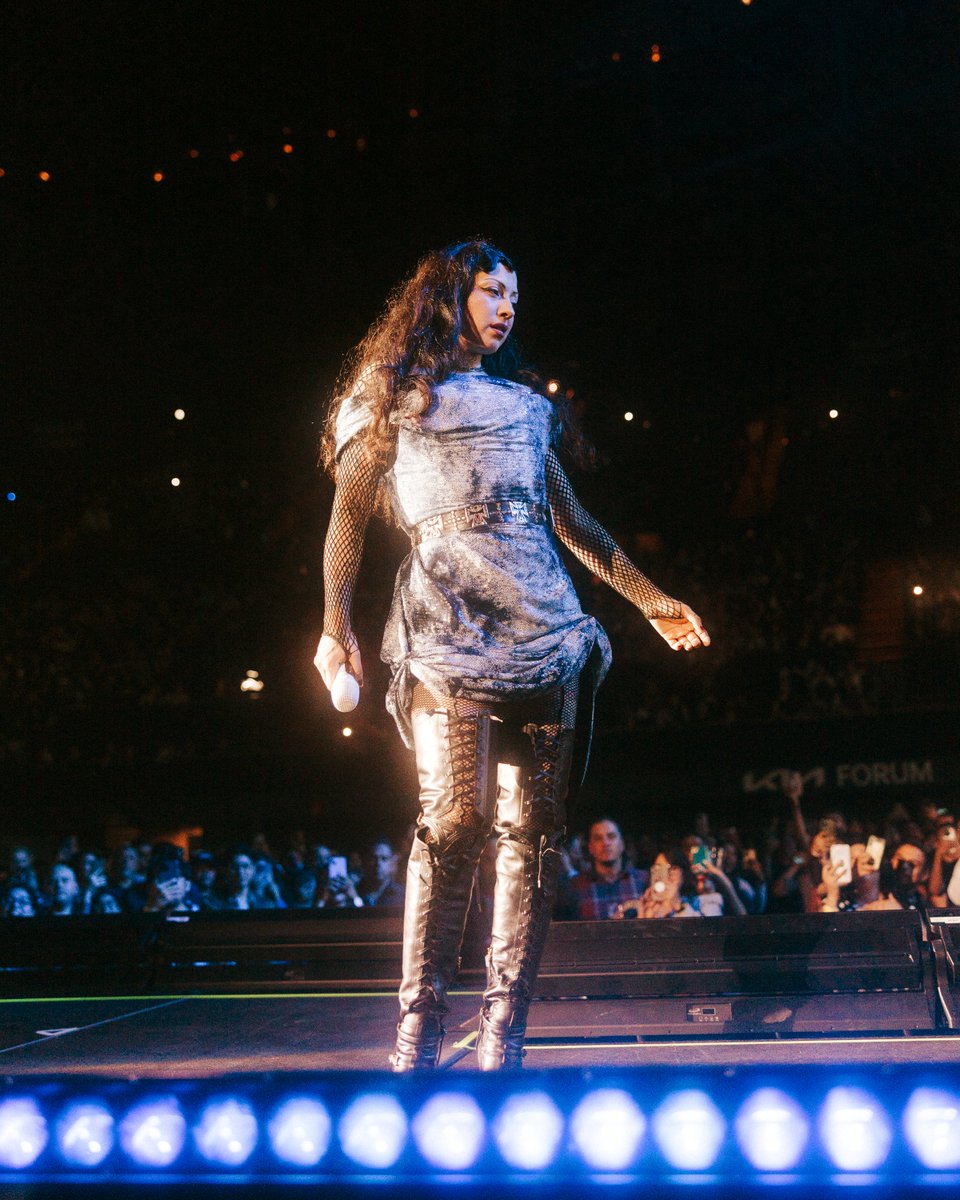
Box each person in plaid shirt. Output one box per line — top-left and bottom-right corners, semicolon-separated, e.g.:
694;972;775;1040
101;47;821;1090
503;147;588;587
558;818;649;919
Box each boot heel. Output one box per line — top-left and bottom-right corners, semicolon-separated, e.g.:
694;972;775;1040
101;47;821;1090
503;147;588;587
390;1011;445;1072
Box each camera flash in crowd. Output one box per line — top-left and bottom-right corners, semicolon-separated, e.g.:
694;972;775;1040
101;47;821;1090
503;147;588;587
170;477;181;488
913;585;924;596
829;409;839;420
546;380;560;395
342;727;353;738
624;411;634;422
174;408;186;421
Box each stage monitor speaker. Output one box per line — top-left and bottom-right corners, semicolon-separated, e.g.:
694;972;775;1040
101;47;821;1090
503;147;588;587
5;909;946;1038
0;916;157;997
529;910;941;1036
926;910;960;1028
152;909;406;991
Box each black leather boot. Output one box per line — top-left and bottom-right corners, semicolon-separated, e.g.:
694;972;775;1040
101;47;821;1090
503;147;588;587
391;685;495;1071
477;718;574;1070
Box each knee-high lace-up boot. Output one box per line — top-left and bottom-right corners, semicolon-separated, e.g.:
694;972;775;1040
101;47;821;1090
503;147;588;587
477;711;574;1071
390;684;495;1071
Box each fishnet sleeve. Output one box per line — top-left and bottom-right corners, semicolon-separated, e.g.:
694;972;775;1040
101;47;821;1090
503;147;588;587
545;449;682;620
321;438;383;655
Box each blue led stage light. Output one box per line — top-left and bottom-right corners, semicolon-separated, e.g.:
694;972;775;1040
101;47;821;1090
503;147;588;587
734;1087;810;1172
411;1091;486;1170
337;1092;407;1169
5;1066;960;1187
0;1097;48;1169
491;1090;564;1170
118;1096;186;1168
193;1097;258;1166
902;1087;960;1171
267;1096;332;1167
55;1101;115;1168
569;1087;646;1170
818;1086;893;1172
652;1087;727;1171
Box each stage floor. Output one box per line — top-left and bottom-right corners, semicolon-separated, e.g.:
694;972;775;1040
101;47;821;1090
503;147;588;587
4;990;960;1076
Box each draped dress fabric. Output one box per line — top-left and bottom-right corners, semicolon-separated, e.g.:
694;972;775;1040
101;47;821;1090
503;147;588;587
335;368;611;746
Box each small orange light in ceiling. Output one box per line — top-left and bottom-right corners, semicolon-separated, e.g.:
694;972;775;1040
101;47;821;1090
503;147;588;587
39;170;51;182
651;44;661;62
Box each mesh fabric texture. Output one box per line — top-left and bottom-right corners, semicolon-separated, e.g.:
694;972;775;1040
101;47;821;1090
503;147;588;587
545;449;681;620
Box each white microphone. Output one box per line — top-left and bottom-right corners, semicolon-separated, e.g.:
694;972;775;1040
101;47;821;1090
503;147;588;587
331;663;360;713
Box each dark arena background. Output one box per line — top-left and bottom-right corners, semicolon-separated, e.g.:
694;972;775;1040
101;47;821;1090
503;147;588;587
3;2;960;1197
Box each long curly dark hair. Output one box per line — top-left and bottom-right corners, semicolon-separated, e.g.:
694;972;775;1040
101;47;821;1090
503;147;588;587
320;239;591;482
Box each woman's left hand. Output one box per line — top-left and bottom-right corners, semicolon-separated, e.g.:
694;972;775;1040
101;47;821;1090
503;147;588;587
650;603;711;652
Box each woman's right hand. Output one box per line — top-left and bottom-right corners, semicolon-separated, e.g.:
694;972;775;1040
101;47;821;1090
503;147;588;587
313;633;363;691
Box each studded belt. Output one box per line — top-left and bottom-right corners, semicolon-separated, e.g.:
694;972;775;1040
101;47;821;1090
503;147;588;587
410;499;551;547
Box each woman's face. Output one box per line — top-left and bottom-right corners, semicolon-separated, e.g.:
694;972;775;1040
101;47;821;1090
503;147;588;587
460;264;518;363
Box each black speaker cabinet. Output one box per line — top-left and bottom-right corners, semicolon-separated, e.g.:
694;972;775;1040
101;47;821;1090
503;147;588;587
0;916;158;997
529;911;940;1036
152;909;406;991
926;910;960;1028
1;909;946;1036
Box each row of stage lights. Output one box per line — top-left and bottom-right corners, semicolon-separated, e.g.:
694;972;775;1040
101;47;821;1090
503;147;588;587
0;1071;959;1181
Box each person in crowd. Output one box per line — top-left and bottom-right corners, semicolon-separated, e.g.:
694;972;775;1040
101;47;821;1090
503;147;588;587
316;854;364;908
191;850;219;909
46;863;81;916
361;840;405;908
888;837;928;908
313;238;710;1071
820;849;916;913
109;844;146;910
716;832;767;914
765;831;809;914
287;867;319;909
558;831;590;880
311;844;333;875
250;857;287;909
7;845;40;896
140;844;202;914
924;812;960;908
682;836;747;916
135;840;154;876
557;818;649;919
55;835;81;866
217;849;258;910
635;847;702;918
2;885;38;917
90;889;124;914
77;851;109;915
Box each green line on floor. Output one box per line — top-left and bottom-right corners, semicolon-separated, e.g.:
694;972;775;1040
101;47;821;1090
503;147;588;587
0;990;483;1005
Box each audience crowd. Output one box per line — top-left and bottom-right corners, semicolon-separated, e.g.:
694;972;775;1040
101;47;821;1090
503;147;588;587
3;398;959;779
4;782;958;923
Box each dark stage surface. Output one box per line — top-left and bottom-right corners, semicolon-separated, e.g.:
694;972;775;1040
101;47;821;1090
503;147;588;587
4;990;960;1077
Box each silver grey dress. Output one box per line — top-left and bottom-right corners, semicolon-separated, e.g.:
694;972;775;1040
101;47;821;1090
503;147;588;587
335;368;611;746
